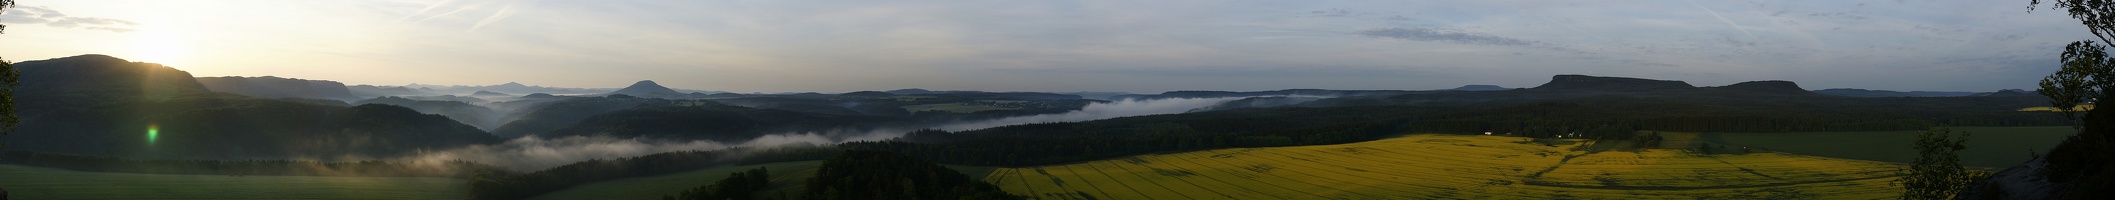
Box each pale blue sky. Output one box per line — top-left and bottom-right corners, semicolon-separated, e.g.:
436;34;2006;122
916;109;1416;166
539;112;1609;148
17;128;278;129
0;0;2091;93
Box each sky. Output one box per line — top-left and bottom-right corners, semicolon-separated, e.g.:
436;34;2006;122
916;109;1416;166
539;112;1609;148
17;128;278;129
0;0;2095;93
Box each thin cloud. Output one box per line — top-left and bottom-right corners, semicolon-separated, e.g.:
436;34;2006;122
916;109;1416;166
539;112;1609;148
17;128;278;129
396;0;532;32
1354;27;1537;46
1685;0;1758;40
0;6;136;32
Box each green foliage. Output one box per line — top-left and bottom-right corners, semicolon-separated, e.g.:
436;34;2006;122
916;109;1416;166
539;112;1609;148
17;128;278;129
0;56;13;149
466;145;836;200
1632;131;1664;149
800;150;1019;200
1894;127;1989;200
2040;41;2114;120
2015;1;2115;198
527;161;822;200
667;167;771;200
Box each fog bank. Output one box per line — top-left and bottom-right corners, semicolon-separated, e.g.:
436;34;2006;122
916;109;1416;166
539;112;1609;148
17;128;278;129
401;96;1262;171
935;97;1251;131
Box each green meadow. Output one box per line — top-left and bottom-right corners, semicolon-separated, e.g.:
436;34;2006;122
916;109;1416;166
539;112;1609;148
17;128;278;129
0;164;465;199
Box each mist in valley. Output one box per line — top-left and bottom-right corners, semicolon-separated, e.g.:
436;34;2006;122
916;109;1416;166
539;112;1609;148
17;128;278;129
393;96;1278;171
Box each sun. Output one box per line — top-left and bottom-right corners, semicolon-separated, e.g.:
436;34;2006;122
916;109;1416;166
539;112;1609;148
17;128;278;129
130;26;189;65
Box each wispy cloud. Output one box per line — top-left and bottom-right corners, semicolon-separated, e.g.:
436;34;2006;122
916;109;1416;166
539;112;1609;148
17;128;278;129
1354;27;1537;46
0;6;136;32
397;0;533;31
1685;0;1757;40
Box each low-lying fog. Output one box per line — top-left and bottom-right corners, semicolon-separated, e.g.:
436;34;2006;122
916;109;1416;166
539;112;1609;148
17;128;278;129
402;96;1280;171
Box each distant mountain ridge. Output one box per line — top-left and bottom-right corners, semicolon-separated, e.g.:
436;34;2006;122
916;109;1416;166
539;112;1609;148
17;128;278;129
1710;80;1812;95
1448;85;1510;91
1811;88;1979;97
348;85;432;97
197;76;361;102
405;82;612;95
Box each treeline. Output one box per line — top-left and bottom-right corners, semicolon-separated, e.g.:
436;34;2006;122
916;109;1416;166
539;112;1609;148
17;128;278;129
801;150;1020;200
849;115;1413;166
856;101;2071;166
664;167;776;200
0;151;491;177
467;145;836;200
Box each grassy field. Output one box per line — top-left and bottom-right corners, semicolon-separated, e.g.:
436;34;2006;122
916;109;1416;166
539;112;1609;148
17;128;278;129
0;164;465;199
1682;126;2074;168
902;103;1016;113
527;161;997;200
985;134;1904;199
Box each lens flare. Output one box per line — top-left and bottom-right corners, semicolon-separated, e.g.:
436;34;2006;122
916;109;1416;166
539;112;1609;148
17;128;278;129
147;123;159;145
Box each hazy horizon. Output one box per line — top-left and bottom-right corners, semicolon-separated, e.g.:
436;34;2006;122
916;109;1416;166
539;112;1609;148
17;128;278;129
2;0;2082;93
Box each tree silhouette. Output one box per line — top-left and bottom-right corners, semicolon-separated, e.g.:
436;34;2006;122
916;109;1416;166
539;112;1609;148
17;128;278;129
2;0;12;33
1;0;17;151
1894;127;1986;200
1956;1;2115;199
2031;0;2115;189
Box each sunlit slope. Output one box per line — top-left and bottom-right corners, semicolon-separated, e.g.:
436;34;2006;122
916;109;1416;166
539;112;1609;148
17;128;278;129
986;134;1903;199
0;164;464;199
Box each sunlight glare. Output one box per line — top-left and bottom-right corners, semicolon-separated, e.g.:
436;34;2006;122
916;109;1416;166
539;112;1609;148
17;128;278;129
146;123;159;146
130;26;189;65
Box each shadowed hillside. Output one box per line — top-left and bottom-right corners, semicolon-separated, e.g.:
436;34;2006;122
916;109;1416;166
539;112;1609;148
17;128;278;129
7;55;501;159
491;95;672;138
355;96;503;130
197;76;361;102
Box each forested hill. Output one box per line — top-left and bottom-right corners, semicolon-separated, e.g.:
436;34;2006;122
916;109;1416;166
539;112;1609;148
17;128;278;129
538;104;900;142
356;96;503;130
7;55;501;159
196;76;362;102
853;75;2066;167
15;54;212;106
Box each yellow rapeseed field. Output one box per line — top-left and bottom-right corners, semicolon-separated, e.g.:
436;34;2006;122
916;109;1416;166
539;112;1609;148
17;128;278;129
2018;105;2094;112
985;134;1904;199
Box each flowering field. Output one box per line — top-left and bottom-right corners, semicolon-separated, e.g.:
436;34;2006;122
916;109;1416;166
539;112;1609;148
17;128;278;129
986;134;1903;199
